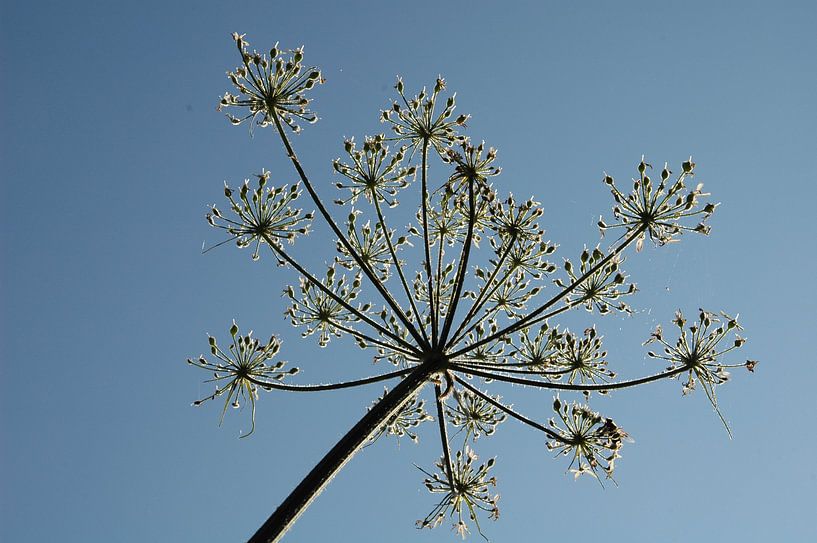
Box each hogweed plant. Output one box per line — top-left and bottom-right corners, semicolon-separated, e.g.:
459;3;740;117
189;33;757;543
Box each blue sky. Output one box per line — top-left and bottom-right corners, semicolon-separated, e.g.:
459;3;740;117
1;1;815;541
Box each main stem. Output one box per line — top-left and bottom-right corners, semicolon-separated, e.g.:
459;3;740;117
247;363;437;543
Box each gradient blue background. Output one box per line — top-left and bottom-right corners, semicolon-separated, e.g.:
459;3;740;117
2;1;815;541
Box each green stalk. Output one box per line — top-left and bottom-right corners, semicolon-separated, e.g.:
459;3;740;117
247;362;438;543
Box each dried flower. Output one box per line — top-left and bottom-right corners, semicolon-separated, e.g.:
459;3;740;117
447;389;507;439
599;157;717;250
207;170;313;260
284;266;369;347
333;135;416;207
555;246;636;314
219;33;323;132
188;321;297;437
417;447;499;540
645;309;750;435
547;398;628;482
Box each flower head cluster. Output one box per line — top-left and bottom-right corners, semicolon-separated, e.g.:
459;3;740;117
487;194;543;244
412;263;456;316
207;171;313;260
219;33;323;132
194;36;756;541
547;397;627;482
447;140;501;189
550;327;615;390
504;239;558;279
511;325;562;370
381;77;468;156
335;210;409;281
487;273;541;318
284;266;369;347
410;192;467;246
599;158;717;250
371;308;415;366
447;389;507;439
368;391;432;444
188;321;297;437
457;320;508;366
417;447;499;539
556;246;636;314
645;309;751;434
332;135;416;207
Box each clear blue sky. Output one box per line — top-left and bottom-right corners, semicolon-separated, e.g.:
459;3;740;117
2;1;815;541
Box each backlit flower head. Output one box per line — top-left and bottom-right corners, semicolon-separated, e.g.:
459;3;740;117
487;194;544;244
455;320;508;366
599;157;717;250
284;266;370;347
417;446;499;540
487;272;541;318
219;33;323;133
381;77;468;157
207;170;313;260
547;397;628;483
550;327;615;391
447;389;506;440
188;321;297;437
368;390;432;444
335;210;410;281
645;309;752;435
556;246;636;314
511;324;562;370
497;237;558;281
332;135;416;207
447;140;501;189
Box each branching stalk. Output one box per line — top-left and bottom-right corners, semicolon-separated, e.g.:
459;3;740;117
449;226;646;359
372;196;428;344
271;113;429;350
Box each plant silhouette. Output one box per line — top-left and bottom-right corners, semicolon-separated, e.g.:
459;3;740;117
189;34;756;542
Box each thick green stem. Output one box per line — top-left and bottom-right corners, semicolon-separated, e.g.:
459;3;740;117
247;362;437;543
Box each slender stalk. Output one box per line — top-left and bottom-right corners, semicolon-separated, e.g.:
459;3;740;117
446;235;516;349
450;363;689;391
454;361;572;376
419;139;438;346
449;226;646;359
439;177;475;346
271;113;428;350
265;237;415;351
434;232;444;327
455;377;559;439
330;320;417;359
247;362;437;543
434;382;455;484
248;366;413;392
372;196;428;344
